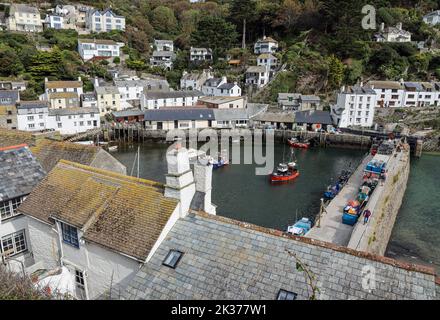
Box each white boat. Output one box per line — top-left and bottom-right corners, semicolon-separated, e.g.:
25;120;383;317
108;146;118;152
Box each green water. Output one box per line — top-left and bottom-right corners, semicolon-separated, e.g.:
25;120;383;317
385;154;440;272
113;142;365;230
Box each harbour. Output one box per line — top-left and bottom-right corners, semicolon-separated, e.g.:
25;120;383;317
111;138;439;272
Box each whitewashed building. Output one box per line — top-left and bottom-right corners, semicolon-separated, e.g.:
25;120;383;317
197;96;245;109
141;91;203;110
85;8;125;32
19;143;216;299
0;145;46;274
180;70;213;91
332;86;377;128
81;93;98;108
254;37;278;55
46;108;100;135
7;4;43;32
402;82;436;107
246;66;270;87
115;78;170;105
423;11;440;25
78;39;124;61
367;81;405;108
201;77;241;97
149;51;176;70
257;53;278;72
190;47;213;62
375;23;411;43
17;101;50;132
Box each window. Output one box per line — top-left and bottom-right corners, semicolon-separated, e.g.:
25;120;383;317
57;123;62;128
163;250;183;269
1;230;27;257
61;222;79;248
79;121;84;126
27;116;34;121
28;124;35;129
6;119;12;124
277;289;297;300
0;197;24;221
75;270;86;299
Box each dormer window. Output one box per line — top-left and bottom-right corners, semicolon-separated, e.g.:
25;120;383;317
163;250;183;269
277;289;297;300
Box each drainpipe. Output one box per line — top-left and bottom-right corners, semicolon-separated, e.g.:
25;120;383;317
52;222;64;268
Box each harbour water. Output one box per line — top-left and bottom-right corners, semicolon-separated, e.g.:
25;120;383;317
385;154;440;273
112;142;440;272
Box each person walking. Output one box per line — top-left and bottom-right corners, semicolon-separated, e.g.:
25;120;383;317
364;210;372;225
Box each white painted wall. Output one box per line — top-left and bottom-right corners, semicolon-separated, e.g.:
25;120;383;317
334;92;376;128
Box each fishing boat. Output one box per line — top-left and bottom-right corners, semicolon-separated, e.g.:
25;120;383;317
287;138;310;149
269;163;300;183
208;150;229;170
287;218;312;237
108;145;118;152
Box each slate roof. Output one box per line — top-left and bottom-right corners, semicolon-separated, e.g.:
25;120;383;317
212;109;248;121
198;96;243;104
253;111;296;123
294;110;333;125
17;101;48;110
0;128;36;148
367;81;404;90
404;82;424;91
19;160;178;261
95;86;120;95
78;38;118;46
0;144;46;202
218;83;237;90
246;66;267;73
342;86;376;95
30;139;100;173
144;90;203;100
0;90;19;105
123;212;438;300
10;3;40;15
45;80;82;89
203;78;222;87
49;92;79;99
144;108;214;121
114;79;169;89
48;107;99;116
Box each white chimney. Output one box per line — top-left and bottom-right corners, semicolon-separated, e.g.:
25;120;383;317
164;141;196;218
396;22;402;30
193;159;216;216
380;22;385;32
94;77;99;88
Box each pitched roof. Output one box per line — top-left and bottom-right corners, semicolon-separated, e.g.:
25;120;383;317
17;101;48;110
48;107;99;116
342;86;376;95
30;139;100;173
0;128;36;148
95;86;120;95
144;90;203;100
45;81;82;89
122;212;437;300
246;66;267;73
256;37;278;44
217;83;237;90
78;38;118;45
0;144;46;202
144;108;214;121
0;90;19;105
10;3;40;15
212;109;248;121
19;160;178;261
253;111;296;123
49;92;79;99
294;110;333;125
198;96;243;104
367;81;404;90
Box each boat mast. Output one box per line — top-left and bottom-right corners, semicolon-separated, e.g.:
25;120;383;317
137;146;140;178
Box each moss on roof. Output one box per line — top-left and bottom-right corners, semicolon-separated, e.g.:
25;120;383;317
20;160;178;261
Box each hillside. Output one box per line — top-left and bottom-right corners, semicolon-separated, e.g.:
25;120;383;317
1;0;440;103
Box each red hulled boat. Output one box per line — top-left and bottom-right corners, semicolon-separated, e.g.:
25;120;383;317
288;138;310;149
269;163;300;183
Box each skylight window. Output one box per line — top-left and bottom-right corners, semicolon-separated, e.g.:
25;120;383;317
163;250;183;269
277;289;297;300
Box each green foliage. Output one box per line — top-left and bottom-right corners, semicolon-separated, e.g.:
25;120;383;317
326;55;345;90
151;6;178;34
0;44;24;76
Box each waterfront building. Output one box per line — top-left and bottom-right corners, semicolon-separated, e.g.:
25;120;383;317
254;36;278;55
44;78;83;108
245;66;270;87
402;82;436;107
140;91;203;110
332;86;377;128
190;47;213;62
0;144;46;273
143;108;215;130
85;8;125;33
19;143;216;299
278;93;321;111
0;90;20;130
201;77;242;97
78;39;124;61
113;109;145;124
180;70;213;91
197;96;245;109
46;107;100;135
294;110;333;131
367;81;405;108
95;86;122;116
252;111;296;130
7;4;43;32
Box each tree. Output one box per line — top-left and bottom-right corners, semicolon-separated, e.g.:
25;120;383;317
326;55;345;90
0;44;24;76
150;6;178;34
229;0;257;49
273;0;302;31
191;15;238;60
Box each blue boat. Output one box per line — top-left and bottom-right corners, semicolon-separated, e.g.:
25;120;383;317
287;218;312;236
